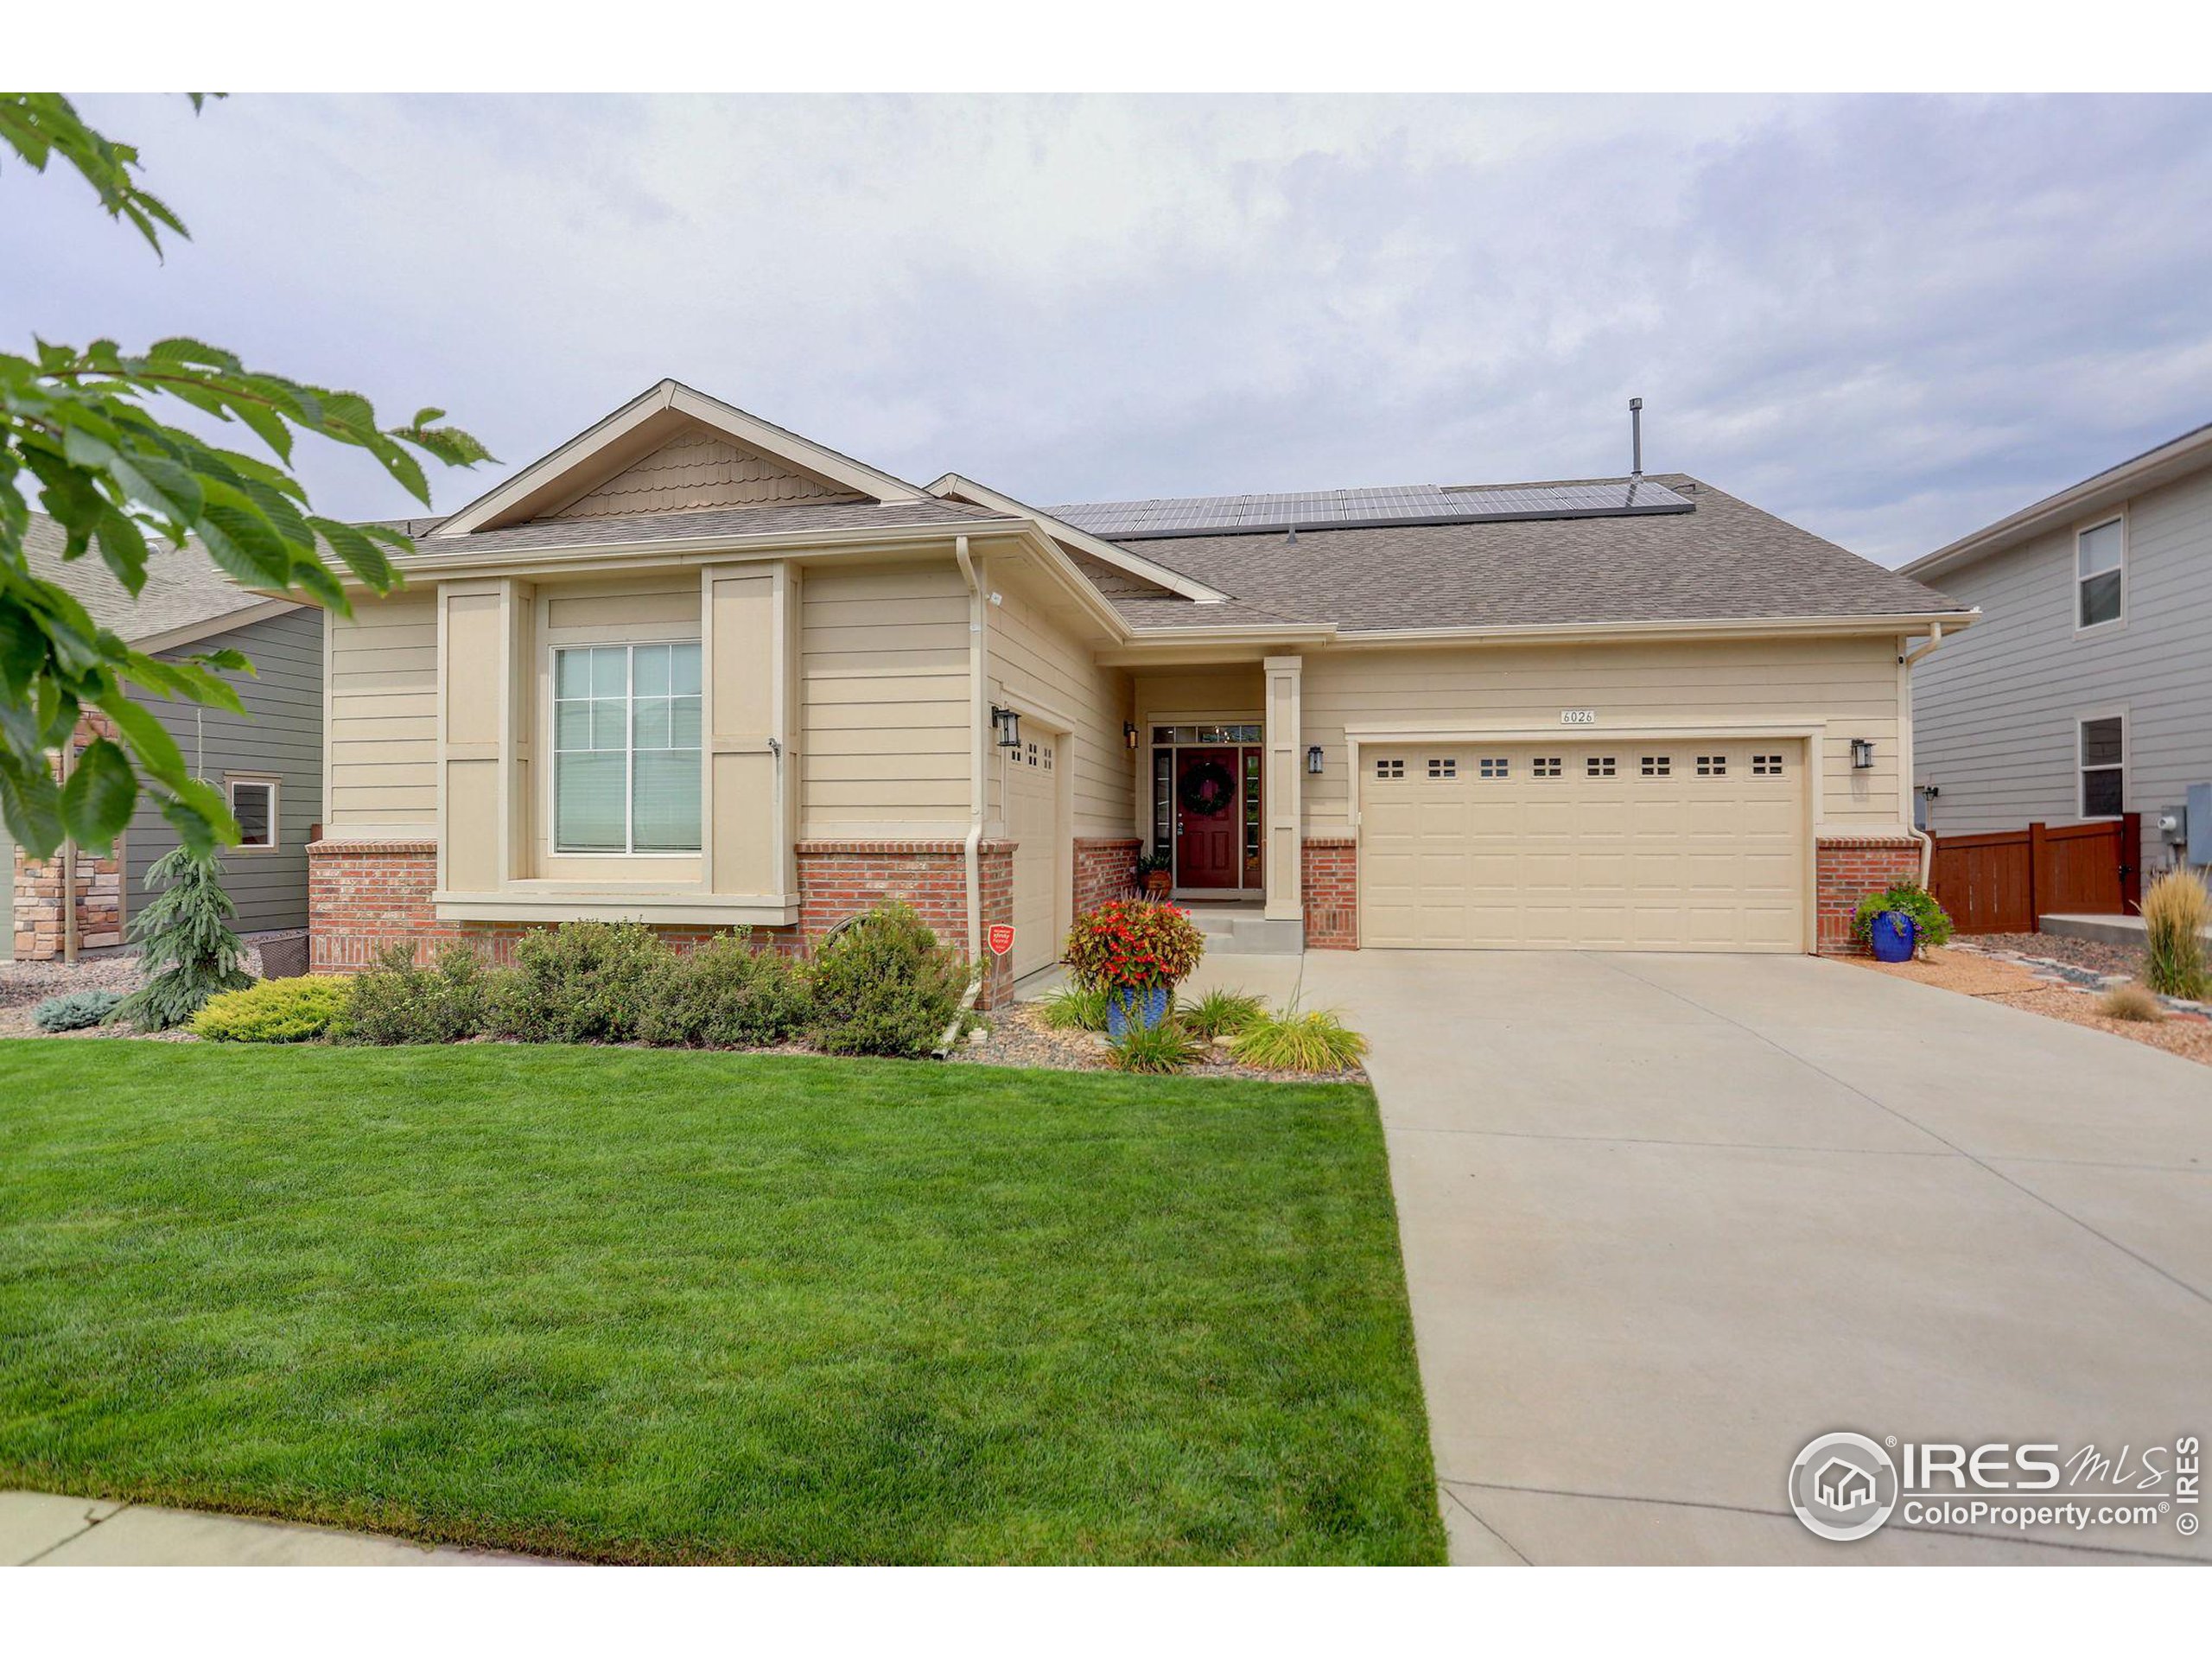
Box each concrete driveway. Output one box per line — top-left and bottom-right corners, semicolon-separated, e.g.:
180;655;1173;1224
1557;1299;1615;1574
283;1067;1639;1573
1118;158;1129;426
1185;948;2212;1565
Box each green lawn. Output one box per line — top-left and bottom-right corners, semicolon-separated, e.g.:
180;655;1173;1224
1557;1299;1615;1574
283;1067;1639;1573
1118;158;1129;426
0;1041;1443;1564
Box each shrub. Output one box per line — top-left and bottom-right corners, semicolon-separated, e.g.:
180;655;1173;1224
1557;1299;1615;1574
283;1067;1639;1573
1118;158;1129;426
191;976;352;1043
639;933;810;1048
1037;983;1110;1032
1852;881;1954;954
1178;987;1265;1039
117;847;251;1030
808;903;974;1058
1106;1018;1206;1074
490;922;670;1044
1062;899;1206;993
33;989;122;1032
2140;868;2210;1001
1229;1007;1370;1073
2096;982;2164;1024
335;944;493;1045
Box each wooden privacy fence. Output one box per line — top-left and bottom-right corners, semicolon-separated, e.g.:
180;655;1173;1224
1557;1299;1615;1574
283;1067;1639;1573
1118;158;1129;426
1928;815;2139;935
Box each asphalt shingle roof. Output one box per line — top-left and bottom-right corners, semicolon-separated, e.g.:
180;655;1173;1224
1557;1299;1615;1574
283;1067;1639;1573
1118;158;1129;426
1051;475;1967;632
20;513;290;645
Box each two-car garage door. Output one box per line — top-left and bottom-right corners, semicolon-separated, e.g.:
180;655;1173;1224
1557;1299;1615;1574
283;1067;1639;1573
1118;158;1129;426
1360;740;1807;951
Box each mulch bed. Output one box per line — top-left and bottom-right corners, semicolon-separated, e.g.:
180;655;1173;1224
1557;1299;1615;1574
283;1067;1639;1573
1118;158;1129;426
955;1002;1368;1085
1851;945;2212;1069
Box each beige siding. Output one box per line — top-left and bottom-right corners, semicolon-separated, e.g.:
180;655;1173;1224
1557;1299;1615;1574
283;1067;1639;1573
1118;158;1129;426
988;566;1135;838
800;562;973;836
1300;636;1906;836
547;429;863;520
327;590;438;830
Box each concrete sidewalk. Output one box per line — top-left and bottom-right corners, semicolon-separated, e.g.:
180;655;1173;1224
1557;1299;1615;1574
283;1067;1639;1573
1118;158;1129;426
3;1491;542;1566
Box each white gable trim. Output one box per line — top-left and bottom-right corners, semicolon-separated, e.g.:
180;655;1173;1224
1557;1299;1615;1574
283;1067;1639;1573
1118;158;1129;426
925;473;1228;604
436;380;927;537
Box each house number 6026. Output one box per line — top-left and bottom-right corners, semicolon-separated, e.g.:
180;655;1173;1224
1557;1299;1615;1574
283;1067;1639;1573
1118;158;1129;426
1560;709;1597;725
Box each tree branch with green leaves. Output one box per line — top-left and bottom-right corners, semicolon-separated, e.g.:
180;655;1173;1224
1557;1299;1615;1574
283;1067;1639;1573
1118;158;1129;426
0;92;491;859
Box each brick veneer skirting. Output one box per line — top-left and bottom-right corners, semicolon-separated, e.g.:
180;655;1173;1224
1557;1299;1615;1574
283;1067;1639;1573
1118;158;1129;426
11;710;125;961
1073;837;1141;918
1815;836;1925;956
1301;837;1357;950
308;837;1020;1008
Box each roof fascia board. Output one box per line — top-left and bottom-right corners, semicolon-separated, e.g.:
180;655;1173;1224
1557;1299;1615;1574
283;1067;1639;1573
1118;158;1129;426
1901;423;2212;581
926;473;1229;604
129;595;302;656
1318;613;1979;651
1001;524;1134;644
435;380;927;538
385;520;1025;586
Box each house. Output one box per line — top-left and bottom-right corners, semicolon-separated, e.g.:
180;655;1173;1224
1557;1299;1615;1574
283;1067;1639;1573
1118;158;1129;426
309;380;1973;1005
5;515;322;963
1814;1456;1878;1512
1903;420;2212;884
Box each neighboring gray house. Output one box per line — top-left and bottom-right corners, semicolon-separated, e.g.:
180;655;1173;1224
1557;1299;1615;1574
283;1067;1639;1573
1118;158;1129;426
4;516;323;960
1902;420;2212;880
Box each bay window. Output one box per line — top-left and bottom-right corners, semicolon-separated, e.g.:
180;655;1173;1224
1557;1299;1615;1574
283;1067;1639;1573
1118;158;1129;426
553;642;702;853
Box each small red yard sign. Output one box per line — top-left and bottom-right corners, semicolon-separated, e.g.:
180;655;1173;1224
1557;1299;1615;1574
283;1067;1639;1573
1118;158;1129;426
986;923;1016;957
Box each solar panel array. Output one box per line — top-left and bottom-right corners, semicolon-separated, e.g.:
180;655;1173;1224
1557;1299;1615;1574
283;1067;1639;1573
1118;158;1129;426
1051;478;1693;541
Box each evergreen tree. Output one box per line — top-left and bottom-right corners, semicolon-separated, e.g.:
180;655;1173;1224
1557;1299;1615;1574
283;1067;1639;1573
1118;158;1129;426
118;846;250;1030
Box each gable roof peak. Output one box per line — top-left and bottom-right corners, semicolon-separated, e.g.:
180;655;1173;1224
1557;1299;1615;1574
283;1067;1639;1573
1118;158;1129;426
435;381;927;537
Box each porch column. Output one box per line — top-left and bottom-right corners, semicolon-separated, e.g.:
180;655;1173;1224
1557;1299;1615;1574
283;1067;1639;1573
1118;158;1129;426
1262;654;1303;923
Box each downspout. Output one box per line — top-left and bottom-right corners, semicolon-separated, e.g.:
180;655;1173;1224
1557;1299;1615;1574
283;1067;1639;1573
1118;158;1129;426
938;535;987;1054
1898;623;1946;885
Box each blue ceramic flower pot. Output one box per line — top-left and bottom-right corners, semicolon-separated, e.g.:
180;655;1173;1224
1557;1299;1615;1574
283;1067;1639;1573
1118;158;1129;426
1870;910;1917;963
1107;984;1172;1038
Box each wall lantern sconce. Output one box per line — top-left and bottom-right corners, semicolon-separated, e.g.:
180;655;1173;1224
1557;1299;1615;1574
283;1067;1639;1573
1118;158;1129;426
991;706;1021;749
1306;744;1325;775
1851;738;1876;771
1123;721;1140;751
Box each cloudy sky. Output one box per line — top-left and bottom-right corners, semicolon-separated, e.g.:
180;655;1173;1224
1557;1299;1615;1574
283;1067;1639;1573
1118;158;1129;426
7;93;2209;566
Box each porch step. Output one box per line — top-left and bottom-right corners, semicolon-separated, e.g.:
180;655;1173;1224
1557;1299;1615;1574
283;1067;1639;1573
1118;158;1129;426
1179;905;1306;957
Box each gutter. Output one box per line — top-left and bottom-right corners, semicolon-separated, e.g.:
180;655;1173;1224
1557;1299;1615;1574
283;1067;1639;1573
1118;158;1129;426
938;534;988;1056
1899;623;1948;885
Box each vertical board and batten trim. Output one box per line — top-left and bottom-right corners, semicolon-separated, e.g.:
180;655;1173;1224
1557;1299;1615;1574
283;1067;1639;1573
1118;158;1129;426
702;560;793;899
1262;656;1303;922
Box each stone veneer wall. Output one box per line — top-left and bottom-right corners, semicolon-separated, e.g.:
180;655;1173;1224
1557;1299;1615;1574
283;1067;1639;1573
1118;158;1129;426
1300;836;1357;950
1073;837;1141;918
1815;836;1925;956
10;710;126;961
308;837;1021;1008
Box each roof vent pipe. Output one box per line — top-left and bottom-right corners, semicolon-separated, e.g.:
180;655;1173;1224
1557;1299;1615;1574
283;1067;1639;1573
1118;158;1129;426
1629;397;1644;479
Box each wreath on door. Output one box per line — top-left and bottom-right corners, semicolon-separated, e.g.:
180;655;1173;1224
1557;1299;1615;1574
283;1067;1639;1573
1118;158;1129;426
1178;758;1236;817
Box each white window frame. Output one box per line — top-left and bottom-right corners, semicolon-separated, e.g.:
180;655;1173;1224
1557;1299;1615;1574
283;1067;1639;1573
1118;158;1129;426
550;639;703;856
2073;511;2127;635
226;773;279;852
2075;709;2127;822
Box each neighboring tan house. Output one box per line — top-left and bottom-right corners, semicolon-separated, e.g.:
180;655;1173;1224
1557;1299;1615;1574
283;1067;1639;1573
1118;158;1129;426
1902;420;2212;882
309;379;1973;1005
5;516;322;963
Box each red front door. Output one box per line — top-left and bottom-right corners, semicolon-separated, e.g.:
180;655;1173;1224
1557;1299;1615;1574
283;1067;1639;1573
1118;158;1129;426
1175;747;1240;888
